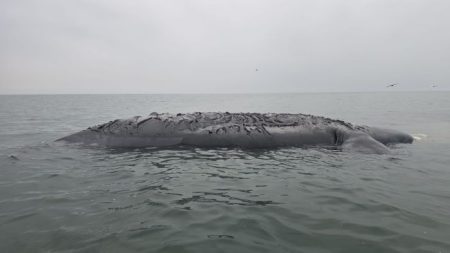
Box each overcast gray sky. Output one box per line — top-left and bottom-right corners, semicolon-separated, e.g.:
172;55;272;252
1;0;449;94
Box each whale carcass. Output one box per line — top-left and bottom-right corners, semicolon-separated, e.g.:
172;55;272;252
58;112;413;154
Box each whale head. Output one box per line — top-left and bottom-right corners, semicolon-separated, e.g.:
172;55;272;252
366;127;414;145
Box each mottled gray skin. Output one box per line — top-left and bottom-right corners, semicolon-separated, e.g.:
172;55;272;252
58;112;413;154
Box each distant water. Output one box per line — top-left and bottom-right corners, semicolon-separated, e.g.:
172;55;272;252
0;92;449;253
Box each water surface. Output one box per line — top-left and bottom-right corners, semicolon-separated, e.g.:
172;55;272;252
0;92;449;252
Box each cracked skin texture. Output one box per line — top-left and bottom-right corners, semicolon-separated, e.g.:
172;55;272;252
58;112;413;153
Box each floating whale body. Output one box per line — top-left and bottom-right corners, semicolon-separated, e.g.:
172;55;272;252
58;112;413;154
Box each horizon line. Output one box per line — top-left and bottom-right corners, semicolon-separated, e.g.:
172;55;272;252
0;89;448;95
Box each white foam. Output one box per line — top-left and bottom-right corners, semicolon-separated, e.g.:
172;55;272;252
412;133;428;140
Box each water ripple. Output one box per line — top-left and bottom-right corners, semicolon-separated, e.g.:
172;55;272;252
1;141;450;252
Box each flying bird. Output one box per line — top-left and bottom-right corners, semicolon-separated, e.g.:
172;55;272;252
386;83;398;88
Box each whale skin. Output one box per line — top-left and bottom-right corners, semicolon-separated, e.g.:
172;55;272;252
58;112;413;154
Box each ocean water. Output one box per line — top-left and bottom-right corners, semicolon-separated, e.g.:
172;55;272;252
0;92;449;253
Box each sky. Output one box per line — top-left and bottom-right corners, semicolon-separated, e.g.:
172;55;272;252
0;0;449;94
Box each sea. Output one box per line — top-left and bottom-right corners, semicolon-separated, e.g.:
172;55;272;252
0;92;449;253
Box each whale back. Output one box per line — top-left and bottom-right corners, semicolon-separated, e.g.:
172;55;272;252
58;112;413;151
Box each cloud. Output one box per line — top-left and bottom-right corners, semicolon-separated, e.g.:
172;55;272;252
1;0;449;93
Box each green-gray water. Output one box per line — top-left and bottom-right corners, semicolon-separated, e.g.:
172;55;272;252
1;92;449;252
